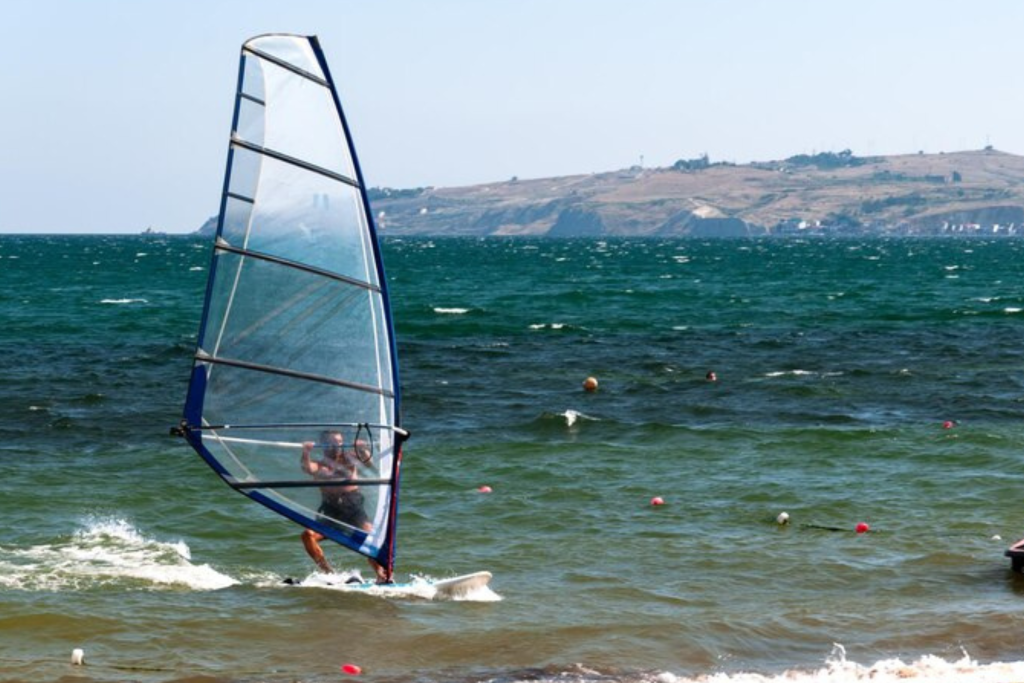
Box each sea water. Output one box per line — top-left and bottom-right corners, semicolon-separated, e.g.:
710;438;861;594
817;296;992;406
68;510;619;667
2;234;1024;683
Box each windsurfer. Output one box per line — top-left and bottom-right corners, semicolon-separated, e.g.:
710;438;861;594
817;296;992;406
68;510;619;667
300;430;388;583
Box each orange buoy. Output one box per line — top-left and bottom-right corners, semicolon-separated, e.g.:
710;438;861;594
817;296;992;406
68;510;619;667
582;376;598;392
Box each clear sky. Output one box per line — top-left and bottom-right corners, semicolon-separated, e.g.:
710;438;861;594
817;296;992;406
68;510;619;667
4;0;1024;234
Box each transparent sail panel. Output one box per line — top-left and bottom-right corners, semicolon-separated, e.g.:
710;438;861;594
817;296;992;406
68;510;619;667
239;39;356;182
200;254;393;391
222;153;376;284
246;35;325;81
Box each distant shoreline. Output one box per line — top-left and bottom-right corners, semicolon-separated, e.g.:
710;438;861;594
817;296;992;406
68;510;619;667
12;149;1024;239
363;148;1024;238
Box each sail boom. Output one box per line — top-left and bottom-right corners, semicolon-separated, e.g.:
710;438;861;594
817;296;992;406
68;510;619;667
189;422;405;433
229;478;392;489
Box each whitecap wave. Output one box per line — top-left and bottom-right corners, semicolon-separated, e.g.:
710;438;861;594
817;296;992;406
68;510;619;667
560;409;597;427
655;647;1024;683
434;307;470;315
764;369;816;378
99;298;148;305
0;517;235;591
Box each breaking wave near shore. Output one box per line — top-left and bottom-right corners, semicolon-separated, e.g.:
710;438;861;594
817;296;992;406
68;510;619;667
0;518;235;592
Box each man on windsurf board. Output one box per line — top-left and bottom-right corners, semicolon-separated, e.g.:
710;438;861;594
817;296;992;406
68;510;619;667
300;430;388;583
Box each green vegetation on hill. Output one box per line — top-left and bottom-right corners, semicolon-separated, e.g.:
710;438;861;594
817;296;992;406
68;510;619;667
784;148;870;170
365;187;427;202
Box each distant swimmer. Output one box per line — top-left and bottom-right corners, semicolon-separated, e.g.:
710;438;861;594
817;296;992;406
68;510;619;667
300;430;387;583
582;376;599;392
706;370;717;382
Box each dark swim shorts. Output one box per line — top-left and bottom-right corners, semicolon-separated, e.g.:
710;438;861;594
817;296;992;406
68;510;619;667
318;490;370;530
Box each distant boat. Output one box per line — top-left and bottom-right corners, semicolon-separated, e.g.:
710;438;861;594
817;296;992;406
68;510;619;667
173;34;407;581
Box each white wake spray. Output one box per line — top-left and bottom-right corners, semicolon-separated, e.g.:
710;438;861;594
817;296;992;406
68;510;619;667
0;517;236;591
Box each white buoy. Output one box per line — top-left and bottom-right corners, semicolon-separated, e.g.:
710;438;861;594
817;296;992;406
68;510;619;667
71;648;85;666
776;512;790;525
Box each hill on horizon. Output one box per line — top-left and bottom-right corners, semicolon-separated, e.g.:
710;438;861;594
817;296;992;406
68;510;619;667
199;148;1024;237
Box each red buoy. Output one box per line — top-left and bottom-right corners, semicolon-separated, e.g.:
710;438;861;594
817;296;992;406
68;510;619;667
855;522;870;534
341;663;362;675
477;485;492;493
650;496;665;506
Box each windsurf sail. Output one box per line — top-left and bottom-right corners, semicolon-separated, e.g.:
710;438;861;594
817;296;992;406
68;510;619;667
175;34;406;580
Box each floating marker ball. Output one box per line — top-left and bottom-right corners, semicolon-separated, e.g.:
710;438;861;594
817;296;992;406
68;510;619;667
942;420;954;429
776;512;790;525
341;663;362;675
477;485;492;493
855;522;870;534
582;376;598;392
650;496;665;506
71;649;84;666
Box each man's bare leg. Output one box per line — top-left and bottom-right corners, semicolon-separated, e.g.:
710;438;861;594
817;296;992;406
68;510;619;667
301;529;333;573
360;522;389;583
370;558;389;583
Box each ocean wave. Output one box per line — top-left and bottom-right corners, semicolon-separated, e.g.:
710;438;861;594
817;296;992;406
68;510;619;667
529;322;587;332
559;409;598;427
530;409;600;428
401;653;1024;683
99;298;148;305
763;370;819;378
434;307;471;315
654;647;1023;683
0;517;235;592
